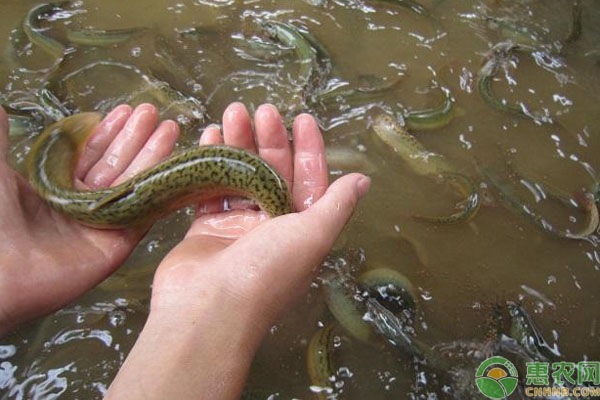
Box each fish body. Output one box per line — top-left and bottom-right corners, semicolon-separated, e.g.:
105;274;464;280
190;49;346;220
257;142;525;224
23;2;66;61
27;112;293;228
372;114;480;224
404;86;456;131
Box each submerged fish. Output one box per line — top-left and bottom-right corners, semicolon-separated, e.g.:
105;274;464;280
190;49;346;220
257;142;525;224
372;113;480;224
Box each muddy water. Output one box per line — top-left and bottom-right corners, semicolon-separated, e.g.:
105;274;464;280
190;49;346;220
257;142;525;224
1;0;600;398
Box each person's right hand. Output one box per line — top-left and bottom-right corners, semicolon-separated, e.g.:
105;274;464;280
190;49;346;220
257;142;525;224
107;103;370;400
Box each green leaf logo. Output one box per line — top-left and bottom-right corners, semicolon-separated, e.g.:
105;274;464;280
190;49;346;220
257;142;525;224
475;356;519;399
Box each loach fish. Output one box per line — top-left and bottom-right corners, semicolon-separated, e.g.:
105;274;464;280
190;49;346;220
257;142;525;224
404;86;457;131
307;267;426;398
66;27;149;47
478;165;598;240
23;2;67;63
26;112;293;228
372;113;480;224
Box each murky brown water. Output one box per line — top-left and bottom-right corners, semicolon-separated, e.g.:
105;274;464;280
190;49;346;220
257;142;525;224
1;0;600;398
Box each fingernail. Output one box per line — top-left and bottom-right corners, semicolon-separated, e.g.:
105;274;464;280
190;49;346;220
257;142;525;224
102;105;131;127
224;102;249;121
295;113;317;131
257;103;277;111
355;175;371;199
205;123;221;131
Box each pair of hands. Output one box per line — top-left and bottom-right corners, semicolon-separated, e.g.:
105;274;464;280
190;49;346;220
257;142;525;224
0;102;369;397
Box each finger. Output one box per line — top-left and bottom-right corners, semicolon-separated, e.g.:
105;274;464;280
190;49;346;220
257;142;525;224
0;106;8;160
254;104;293;186
292;113;329;211
199;124;223;146
84;103;158;188
301;173;370;246
112;120;180;186
196;124;226;213
199;104;255;215
222;102;256;152
75;104;132;179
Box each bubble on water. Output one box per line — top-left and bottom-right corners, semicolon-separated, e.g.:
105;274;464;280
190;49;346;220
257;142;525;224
184;207;196;216
459;133;472;149
0;345;16;359
377;370;397;391
0;361;17;389
309;385;333;395
146;239;161;253
114;298;129;307
420;288;433;301
108;310;127;327
337;366;353;379
167;2;186;14
131;47;141;57
572;274;582;290
416;371;428;386
332;335;342;349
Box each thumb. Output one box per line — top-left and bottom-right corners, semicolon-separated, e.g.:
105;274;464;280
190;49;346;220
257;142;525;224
301;172;370;243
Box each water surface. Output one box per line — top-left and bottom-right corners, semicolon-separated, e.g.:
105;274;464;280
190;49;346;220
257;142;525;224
1;0;599;398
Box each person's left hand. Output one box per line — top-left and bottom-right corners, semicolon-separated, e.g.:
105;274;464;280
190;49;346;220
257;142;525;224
0;103;180;336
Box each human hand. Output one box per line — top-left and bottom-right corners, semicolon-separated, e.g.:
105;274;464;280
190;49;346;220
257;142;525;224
154;102;369;319
0;103;180;336
107;103;370;400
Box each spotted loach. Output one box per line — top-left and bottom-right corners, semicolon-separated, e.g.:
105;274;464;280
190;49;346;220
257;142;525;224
26;112;293;228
